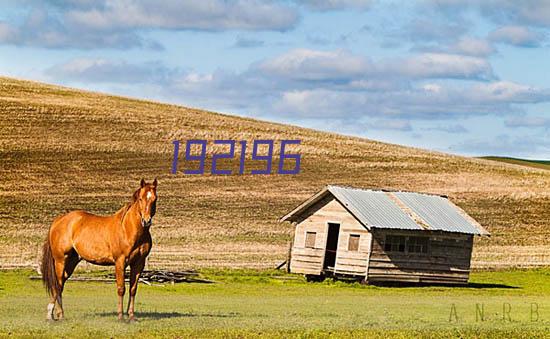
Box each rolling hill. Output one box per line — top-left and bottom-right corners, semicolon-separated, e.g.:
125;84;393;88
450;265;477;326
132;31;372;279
1;76;549;270
480;156;550;171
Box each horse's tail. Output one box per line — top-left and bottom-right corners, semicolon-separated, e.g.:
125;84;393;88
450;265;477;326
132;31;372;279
41;235;60;297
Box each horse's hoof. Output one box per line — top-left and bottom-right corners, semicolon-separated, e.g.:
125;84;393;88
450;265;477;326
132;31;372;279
117;314;124;321
128;315;138;323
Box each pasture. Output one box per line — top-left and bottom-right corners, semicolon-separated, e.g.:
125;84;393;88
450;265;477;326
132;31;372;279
479;157;550;171
1;76;550;271
1;269;550;338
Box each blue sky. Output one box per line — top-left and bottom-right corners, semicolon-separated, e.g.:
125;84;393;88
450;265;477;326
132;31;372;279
1;0;549;159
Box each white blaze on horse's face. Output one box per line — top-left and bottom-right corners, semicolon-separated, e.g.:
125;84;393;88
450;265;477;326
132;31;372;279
138;185;157;228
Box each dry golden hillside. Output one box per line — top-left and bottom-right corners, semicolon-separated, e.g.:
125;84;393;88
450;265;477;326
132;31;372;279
1;76;549;270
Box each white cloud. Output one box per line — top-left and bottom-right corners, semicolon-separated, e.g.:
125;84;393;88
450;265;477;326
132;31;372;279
233;36;264;48
0;7;154;49
298;0;373;11
392;53;494;80
257;48;370;81
505;116;550;128
422;83;442;93
469;81;550;103
0;22;16;42
65;0;299;31
46;58;177;83
489;25;546;47
450;36;496;56
425;0;550;28
390;18;468;44
423;124;468;133
0;1;299;49
257;49;494;82
46;52;550;128
370;119;412;131
275;89;367;118
450;134;550;157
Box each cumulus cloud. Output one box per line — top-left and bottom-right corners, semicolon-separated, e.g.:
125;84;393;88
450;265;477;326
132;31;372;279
297;0;373;11
449;37;496;56
397;19;468;44
0;22;16;42
64;0;299;31
505;116;550;128
0;0;299;49
423;124;469;133
489;25;547;47
257;49;371;81
46;50;550;133
468;81;550;103
369;119;412;131
478;1;550;28
270;82;550;120
450;134;550;157
425;0;550;28
391;53;494;80
0;7;159;49
233;36;264;48
256;49;494;82
46;58;179;83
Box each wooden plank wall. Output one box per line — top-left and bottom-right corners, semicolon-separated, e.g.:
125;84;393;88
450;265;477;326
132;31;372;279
334;215;371;276
368;229;473;284
290;195;372;276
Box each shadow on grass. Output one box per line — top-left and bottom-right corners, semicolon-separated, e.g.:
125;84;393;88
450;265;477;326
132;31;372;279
95;311;240;319
464;282;519;289
369;281;519;289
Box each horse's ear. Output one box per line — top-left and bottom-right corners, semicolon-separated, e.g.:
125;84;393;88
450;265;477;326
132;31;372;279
140;178;146;188
153;178;158;188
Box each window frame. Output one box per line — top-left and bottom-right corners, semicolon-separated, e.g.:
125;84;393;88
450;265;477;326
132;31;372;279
384;235;406;253
305;231;317;249
407;236;429;254
348;234;360;251
384;234;430;255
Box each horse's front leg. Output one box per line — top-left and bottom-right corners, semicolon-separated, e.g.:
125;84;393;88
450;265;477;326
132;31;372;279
115;258;126;321
127;259;145;322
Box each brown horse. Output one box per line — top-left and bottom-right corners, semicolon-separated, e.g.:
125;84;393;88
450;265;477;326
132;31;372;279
41;178;157;321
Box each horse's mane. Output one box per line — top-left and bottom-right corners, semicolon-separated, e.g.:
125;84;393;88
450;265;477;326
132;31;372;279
116;187;141;218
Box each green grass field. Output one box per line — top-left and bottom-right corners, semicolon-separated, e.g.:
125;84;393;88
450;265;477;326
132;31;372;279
1;269;550;338
480;157;550;171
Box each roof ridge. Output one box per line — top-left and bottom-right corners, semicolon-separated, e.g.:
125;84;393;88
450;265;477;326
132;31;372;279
384;192;431;230
327;184;447;198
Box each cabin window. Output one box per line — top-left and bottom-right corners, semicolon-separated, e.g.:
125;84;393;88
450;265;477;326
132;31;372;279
348;234;360;251
407;236;429;254
305;231;316;248
384;235;406;252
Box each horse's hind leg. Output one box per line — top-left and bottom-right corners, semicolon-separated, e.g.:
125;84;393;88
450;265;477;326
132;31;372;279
56;251;80;320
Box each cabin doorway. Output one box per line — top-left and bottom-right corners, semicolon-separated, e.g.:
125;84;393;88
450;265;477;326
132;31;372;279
323;223;340;271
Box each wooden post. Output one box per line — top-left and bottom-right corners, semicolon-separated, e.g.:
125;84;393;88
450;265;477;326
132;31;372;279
286;222;296;273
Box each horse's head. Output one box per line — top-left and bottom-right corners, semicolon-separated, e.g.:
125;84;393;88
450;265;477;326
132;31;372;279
133;178;158;228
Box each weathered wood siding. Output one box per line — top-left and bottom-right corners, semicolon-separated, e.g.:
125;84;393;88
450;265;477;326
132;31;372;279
333;216;371;276
290;195;371;276
367;229;473;284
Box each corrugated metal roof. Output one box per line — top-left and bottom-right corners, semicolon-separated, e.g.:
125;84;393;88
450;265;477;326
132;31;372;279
328;186;422;230
393;192;485;235
280;185;488;236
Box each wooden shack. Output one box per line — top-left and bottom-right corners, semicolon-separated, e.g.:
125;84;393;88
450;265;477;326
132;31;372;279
280;185;489;285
